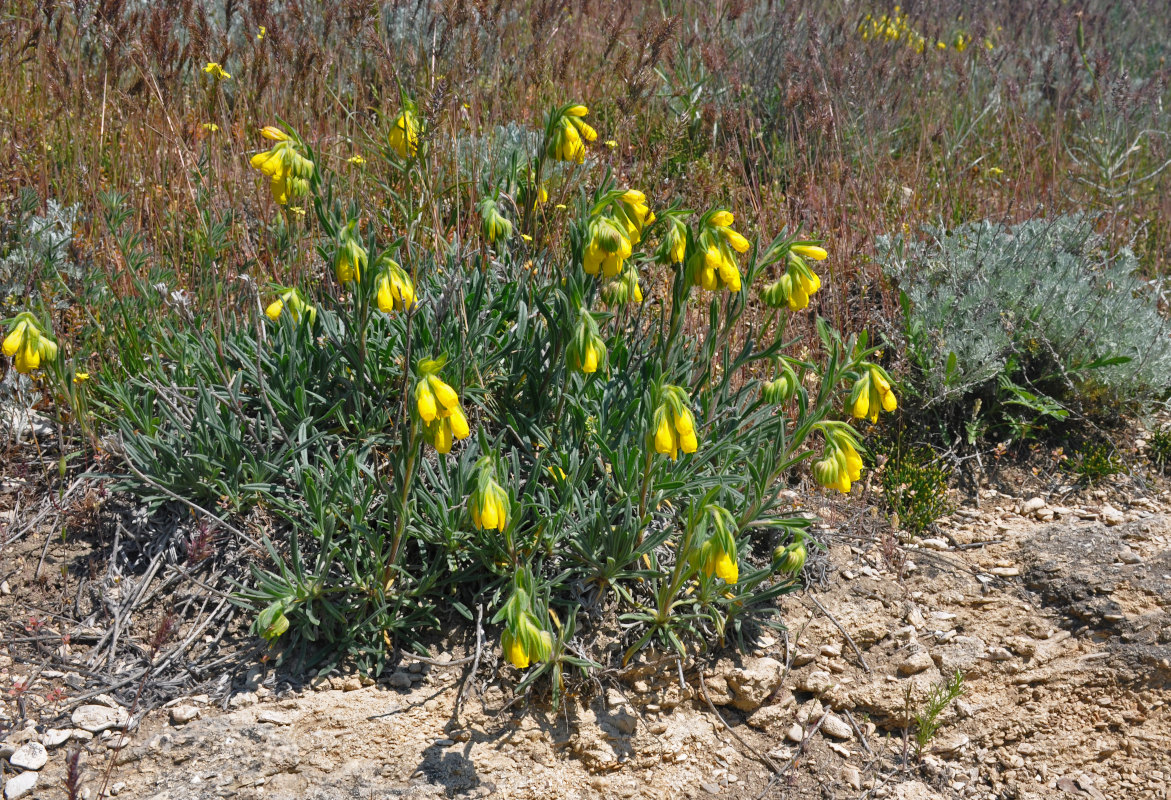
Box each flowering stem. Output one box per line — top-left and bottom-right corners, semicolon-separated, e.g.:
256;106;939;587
383;423;420;591
636;448;654;542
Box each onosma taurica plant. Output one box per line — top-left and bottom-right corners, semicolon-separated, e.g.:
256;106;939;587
10;104;898;698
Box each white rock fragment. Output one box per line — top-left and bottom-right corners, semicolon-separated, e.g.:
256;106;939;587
71;704;128;733
898;652;934;676
819;713;854;740
169;706;200;725
9;742;47;770
40;729;72;749
3;771;37;800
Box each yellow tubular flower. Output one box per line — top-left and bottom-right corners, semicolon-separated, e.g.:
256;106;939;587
388;108;420;158
2;319;29;358
569;115;598;142
470;457;509;533
264;299;284;321
843;442;863;483
249;127;313;205
710;210;733;227
4;314;56;374
583;242;605;276
14;342;40;373
582;342;600;373
334;222;367;284
250;149;286;178
714;550;739;584
850;373;871;420
871;366;898;412
653;386;699;459
722;227;750;253
502;630;529;669
428;374;459;411
654;410;677;460
717;253;742;292
790;244;828;261
565;104;588;117
833;448;852;493
415;380;438;423
448;406;470;439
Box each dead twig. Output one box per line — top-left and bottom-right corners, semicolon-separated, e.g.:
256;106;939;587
807;593;870;673
454;602;484;721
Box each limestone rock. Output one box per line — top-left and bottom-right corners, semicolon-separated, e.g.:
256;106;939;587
9;742;47;771
40;729;72;749
3;772;37;800
71;705;128;733
169;706;200;725
725;657;782;712
935;636;986;676
256;710;292;726
797;670;834;694
819;713;853;740
898;651;934;676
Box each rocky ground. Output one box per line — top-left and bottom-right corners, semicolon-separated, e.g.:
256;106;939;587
3;483;1171;799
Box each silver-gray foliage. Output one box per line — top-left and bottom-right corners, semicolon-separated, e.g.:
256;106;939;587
880;215;1171;409
1;196;79;303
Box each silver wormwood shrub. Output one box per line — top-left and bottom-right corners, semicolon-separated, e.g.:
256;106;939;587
880;215;1171;411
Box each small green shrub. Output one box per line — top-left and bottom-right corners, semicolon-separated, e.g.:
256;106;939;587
29;105;900;691
912;670;965;759
881;216;1171;444
1069;441;1123;485
1149;429;1171;472
879;446;952;537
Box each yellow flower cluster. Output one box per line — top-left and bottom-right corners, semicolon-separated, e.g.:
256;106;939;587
546;105;596;163
850;364;898;423
601;263;643;305
690;210;749;292
414;362;471;454
469;456;509;532
652;384;699;461
858;8;928;53
478;197;513;244
374;256;415;313
761;360;798;404
582;215;632;279
335;220;367;284
656;213;688;265
3;313;57;374
582;190;653;280
812;426;864;495
249;126;314;205
567;308;607;374
502;611;552;669
692;505;739;584
761;243;825;311
774;537;807;575
264;288;317;325
388;108;420;159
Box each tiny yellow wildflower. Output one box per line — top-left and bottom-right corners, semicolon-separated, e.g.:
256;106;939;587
203;62;231;81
